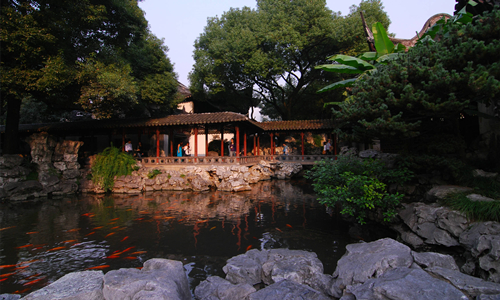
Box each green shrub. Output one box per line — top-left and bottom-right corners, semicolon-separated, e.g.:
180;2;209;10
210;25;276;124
91;146;137;192
147;169;162;179
306;155;411;224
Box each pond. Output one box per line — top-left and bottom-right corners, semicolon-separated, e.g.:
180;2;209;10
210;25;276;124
0;179;356;296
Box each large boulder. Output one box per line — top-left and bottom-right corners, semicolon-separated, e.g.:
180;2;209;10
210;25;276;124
411;251;459;271
261;249;324;286
3;180;45;201
247;280;330;300
398;202;468;247
331;238;413;297
21;271;104;300
103;258;190;300
426;266;500;298
347;267;468;300
194;276;255;300
459;222;500;283
273;162;302;180
223;249;269;285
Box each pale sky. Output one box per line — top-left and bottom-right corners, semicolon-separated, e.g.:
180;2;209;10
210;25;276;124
138;0;455;86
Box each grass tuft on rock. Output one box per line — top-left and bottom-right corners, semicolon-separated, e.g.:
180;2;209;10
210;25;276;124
442;192;500;222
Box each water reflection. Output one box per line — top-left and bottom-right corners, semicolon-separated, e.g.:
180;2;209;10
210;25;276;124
0;179;353;296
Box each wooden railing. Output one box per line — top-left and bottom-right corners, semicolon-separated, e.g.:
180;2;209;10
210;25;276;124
140;155;335;166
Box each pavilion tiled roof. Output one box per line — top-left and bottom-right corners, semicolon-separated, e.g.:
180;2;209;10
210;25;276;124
259;119;335;131
5;112;257;133
3;113;336;134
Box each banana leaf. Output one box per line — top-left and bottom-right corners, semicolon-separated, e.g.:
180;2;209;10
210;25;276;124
315;64;366;74
317;78;357;93
326;54;375;71
372;22;394;55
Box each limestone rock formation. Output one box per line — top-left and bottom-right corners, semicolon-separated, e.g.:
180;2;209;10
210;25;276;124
21;271;104;300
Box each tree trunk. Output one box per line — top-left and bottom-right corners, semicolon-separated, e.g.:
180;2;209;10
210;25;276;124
3;98;21;154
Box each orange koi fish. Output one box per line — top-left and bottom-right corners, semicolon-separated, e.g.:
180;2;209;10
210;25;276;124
104;232;116;238
62;240;77;244
0;278;8;282
13;265;29;270
15;244;33;249
19;260;38;265
130;251;147;255
246;245;252;251
67;228;80;232
275;228;283;233
110;226;120;230
122;246;135;253
48;246;66;251
123;256;137;260
26;231;38;235
92;226;103;230
24;273;41;280
120;236;129;242
0;226;16;231
13;288;31;294
0;272;16;278
85;232;96;236
81;213;91;217
23;278;44;286
110;218;120;221
106;255;120;259
286;224;293;229
210;226;216;231
86;265;110;270
135;218;144;221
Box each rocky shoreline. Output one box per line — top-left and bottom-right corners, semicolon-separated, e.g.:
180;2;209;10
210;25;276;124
3;232;499;300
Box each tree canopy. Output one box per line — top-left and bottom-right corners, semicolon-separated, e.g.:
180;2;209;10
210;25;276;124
189;0;390;120
0;0;179;153
331;8;500;156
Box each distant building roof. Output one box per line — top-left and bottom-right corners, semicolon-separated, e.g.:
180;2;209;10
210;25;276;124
177;81;191;99
259;119;335;132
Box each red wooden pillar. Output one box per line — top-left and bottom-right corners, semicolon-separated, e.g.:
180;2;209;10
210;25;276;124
270;133;274;155
243;131;247;156
194;127;198;160
257;135;260;156
301;132;305;157
169;128;174;157
220;125;224;156
235;125;240;158
205;125;209;156
122;129;125;151
156;128;160;157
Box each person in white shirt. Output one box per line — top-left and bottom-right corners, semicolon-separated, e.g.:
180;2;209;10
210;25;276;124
183;142;191;156
125;140;133;154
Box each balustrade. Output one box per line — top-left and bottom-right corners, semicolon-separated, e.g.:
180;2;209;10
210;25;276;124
140;155;334;166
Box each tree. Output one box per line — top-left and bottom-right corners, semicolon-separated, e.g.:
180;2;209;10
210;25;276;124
189;0;390;120
0;0;179;153
331;8;500;155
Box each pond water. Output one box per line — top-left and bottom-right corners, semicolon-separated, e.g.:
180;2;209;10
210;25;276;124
0;179;356;296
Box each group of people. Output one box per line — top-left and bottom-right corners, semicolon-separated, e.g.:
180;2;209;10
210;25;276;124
177;142;191;157
125;140;144;158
